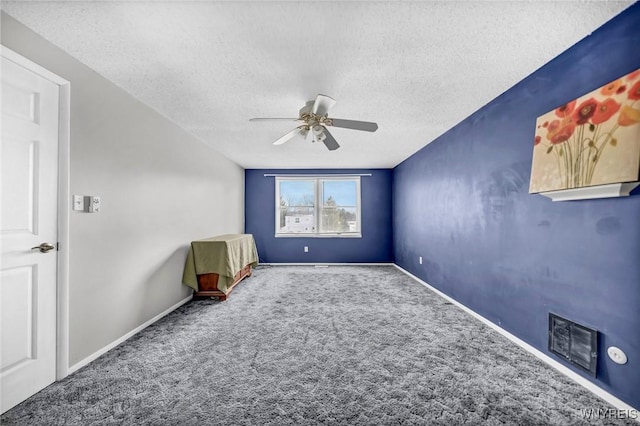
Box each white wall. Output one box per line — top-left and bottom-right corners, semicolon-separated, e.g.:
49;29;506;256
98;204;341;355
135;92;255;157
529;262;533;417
1;13;245;366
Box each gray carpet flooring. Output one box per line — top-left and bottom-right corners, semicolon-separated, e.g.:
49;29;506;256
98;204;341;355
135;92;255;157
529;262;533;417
1;265;635;425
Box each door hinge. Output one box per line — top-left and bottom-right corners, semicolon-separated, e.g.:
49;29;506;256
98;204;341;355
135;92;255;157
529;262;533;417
56;242;60;251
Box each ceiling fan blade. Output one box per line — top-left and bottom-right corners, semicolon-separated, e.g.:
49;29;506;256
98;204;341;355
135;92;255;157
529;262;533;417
321;128;340;151
312;94;336;116
250;118;300;122
329;118;378;132
273;128;302;145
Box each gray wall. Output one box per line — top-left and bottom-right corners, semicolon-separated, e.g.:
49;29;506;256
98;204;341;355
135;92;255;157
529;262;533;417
1;13;245;366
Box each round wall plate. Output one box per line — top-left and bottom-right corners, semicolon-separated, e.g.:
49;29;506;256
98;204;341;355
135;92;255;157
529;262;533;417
607;346;628;365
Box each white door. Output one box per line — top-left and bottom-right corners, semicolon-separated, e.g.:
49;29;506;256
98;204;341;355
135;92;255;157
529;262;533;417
1;52;60;413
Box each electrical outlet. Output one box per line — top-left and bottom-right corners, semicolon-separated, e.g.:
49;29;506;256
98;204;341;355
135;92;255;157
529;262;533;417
304;246;309;253
419;256;423;265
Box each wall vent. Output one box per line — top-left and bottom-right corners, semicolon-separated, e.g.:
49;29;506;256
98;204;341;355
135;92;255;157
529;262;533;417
548;313;598;376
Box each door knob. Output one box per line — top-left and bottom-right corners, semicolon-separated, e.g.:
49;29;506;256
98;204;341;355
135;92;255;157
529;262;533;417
31;242;56;253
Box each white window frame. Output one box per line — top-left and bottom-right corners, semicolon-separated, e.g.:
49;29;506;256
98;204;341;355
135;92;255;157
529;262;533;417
275;176;362;238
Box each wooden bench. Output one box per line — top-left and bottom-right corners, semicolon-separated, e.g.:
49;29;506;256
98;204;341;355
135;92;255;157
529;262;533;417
182;234;259;301
195;264;253;301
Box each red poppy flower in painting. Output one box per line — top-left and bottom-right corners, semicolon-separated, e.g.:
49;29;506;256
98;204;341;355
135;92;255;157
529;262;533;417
600;79;622;96
554;100;576;118
627;80;640;101
546;117;576;144
618;105;640;127
626;69;640;81
591;98;621;125
573;98;599;124
531;67;640;193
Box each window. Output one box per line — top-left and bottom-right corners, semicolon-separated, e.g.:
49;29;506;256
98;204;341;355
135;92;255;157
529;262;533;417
276;176;361;237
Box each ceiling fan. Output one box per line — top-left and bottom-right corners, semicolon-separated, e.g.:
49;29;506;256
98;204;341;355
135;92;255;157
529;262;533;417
249;94;378;151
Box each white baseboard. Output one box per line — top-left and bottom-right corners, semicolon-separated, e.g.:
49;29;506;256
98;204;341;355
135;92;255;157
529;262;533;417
393;264;639;414
67;294;193;375
259;262;394;266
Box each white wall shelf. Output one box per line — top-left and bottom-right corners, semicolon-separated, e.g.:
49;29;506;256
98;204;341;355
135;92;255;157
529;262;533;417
539;182;640;202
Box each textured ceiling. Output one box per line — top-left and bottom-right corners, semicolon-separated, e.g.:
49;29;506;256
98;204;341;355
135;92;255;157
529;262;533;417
2;1;634;169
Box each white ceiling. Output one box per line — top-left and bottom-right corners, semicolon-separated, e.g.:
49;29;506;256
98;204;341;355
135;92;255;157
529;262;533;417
2;1;634;169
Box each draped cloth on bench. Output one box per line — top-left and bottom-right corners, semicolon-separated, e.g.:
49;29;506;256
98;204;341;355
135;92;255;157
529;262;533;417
182;234;259;293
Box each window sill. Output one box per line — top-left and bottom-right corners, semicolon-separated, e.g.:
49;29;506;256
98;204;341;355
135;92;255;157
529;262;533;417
274;233;362;239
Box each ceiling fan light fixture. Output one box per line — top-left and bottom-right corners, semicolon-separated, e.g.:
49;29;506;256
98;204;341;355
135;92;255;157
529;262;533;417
250;94;378;150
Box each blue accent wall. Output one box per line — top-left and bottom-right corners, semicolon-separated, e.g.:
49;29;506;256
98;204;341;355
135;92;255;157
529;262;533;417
393;4;640;408
245;169;393;263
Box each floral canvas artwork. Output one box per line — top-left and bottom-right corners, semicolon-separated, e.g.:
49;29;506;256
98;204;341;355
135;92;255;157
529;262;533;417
529;68;640;193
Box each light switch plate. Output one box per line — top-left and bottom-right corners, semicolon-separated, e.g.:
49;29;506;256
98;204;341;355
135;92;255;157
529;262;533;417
73;195;84;211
